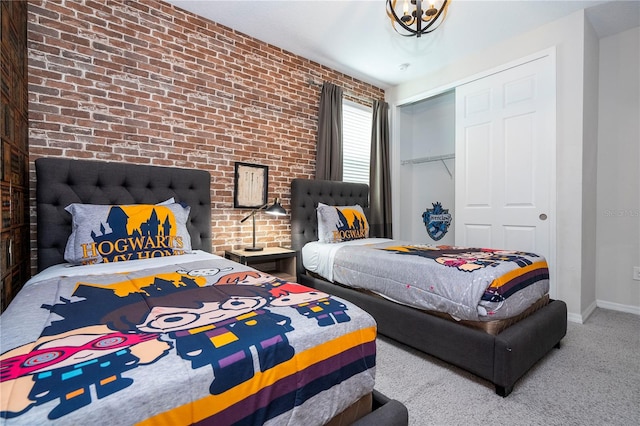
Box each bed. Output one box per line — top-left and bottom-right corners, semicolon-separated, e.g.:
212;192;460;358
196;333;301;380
290;178;568;397
0;158;408;425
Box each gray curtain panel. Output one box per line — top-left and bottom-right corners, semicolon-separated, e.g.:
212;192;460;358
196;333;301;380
315;82;343;181
369;100;392;238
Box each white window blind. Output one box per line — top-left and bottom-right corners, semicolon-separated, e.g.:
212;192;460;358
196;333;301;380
342;100;372;184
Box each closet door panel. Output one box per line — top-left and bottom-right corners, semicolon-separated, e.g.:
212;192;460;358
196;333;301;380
455;54;556;296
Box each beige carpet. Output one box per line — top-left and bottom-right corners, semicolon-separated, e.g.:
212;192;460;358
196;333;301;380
374;308;640;425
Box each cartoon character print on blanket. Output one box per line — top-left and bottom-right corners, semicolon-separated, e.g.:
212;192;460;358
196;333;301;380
0;267;351;420
268;282;351;326
214;271;351;326
382;245;538;271
0;325;170;420
381;245;549;304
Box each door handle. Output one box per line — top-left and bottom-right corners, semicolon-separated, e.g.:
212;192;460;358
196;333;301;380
539;213;548;221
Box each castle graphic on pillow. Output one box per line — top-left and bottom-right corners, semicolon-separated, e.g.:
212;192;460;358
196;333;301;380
85;206;185;263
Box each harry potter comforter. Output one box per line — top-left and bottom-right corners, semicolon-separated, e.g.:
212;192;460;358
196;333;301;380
0;252;377;425
302;239;550;322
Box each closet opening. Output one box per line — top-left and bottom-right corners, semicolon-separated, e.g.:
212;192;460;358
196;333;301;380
397;89;455;244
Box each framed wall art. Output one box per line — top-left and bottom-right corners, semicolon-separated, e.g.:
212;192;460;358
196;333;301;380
234;162;268;209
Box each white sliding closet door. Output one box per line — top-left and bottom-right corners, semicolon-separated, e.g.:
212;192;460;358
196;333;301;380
454;54;556;290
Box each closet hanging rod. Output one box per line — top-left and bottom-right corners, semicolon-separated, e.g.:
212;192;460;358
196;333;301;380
400;153;455;165
402;153;455;179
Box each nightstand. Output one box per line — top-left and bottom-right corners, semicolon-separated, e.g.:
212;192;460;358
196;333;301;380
225;247;297;282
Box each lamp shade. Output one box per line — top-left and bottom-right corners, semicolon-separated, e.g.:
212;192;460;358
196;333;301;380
265;198;286;216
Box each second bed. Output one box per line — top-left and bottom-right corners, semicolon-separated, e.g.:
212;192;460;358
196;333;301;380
290;178;568;397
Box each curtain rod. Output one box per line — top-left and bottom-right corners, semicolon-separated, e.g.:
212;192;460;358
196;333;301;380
307;78;376;105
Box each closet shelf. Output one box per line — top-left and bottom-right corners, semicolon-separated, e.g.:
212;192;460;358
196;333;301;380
400;153;455;178
400;153;455;165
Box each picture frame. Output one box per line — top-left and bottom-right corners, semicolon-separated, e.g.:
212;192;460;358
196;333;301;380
234;162;268;209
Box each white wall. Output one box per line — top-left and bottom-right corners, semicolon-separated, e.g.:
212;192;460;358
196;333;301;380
397;91;455;245
596;26;640;314
581;15;600;317
388;10;591;320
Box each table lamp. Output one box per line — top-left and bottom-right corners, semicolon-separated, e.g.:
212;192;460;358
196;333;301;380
240;198;286;251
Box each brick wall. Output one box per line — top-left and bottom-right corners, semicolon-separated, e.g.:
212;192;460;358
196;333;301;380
27;0;384;269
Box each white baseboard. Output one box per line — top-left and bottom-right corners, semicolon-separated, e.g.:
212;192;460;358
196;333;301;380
596;300;640;316
567;312;583;324
578;300;598;323
564;300;638;324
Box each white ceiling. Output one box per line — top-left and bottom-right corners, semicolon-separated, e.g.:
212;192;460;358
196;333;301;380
167;0;640;89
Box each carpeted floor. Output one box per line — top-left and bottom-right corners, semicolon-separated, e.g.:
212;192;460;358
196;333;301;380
373;308;640;425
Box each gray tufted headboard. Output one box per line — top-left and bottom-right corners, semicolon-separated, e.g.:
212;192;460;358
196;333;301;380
35;158;212;272
290;178;369;277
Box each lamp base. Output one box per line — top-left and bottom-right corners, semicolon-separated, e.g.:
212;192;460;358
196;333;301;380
244;246;264;252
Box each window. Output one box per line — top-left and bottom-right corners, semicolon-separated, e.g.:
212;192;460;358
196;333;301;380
342;100;372;184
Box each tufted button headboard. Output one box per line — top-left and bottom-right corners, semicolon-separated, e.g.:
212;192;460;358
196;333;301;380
290;178;369;278
35;158;212;272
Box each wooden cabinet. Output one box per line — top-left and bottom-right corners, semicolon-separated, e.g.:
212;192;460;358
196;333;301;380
225;247;297;283
1;0;30;312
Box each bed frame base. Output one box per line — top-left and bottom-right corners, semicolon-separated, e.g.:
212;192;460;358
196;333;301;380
300;273;567;397
352;390;409;426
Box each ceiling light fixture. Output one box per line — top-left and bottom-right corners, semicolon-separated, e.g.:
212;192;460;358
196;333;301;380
387;0;450;37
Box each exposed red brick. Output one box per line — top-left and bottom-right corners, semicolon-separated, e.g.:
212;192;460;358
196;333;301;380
27;0;384;269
